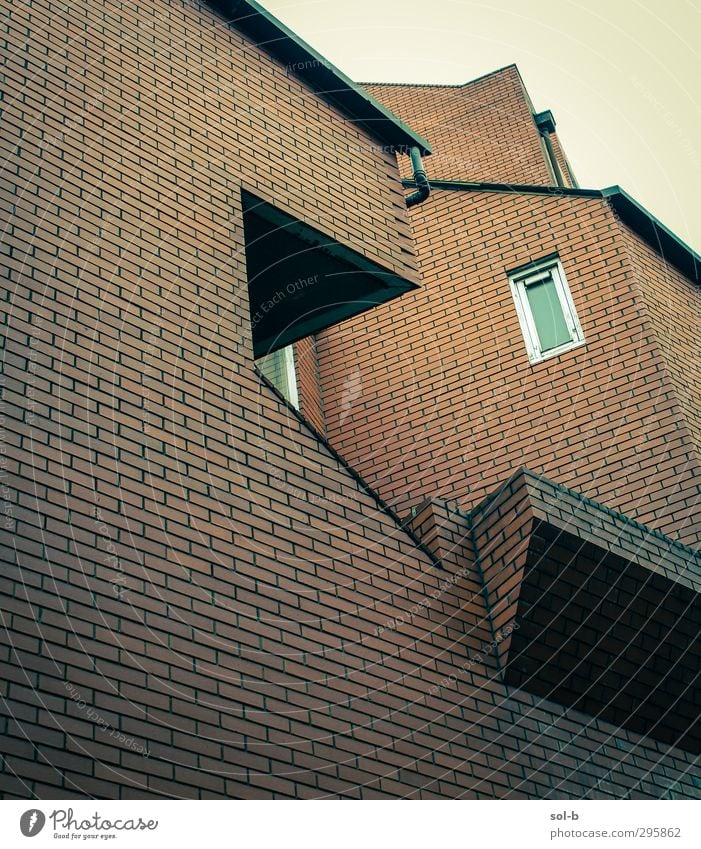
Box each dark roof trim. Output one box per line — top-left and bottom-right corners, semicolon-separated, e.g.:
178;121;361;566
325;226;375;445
242;190;420;357
603;186;700;285
402;179;700;284
401;178;600;198
208;1;432;155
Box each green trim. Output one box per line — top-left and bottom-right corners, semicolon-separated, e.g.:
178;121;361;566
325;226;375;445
602;186;700;285
209;1;432;155
402;178;600;198
534;110;556;134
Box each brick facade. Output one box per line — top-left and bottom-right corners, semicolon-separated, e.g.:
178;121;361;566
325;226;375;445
364;67;554;185
317;187;701;545
620;224;701;460
1;0;700;800
293;336;326;435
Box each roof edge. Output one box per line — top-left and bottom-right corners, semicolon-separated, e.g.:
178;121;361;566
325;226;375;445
403;179;700;284
402;178;600;199
602;186;700;285
359;64;520;91
208;0;432;155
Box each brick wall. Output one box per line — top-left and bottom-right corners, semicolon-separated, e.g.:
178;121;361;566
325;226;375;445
620;223;701;461
548;131;577;188
2;0;699;801
364;67;554;185
316;188;701;546
293;337;326;435
490;470;701;754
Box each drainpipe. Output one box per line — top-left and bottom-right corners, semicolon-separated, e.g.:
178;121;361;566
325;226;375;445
541;131;565;187
405;146;431;207
534;110;565;188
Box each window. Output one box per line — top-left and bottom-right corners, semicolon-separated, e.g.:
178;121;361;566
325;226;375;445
508;257;584;363
256;345;300;408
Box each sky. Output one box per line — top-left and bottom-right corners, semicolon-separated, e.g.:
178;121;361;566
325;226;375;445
263;0;701;251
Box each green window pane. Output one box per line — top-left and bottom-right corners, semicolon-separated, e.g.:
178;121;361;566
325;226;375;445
525;277;572;352
257;348;294;402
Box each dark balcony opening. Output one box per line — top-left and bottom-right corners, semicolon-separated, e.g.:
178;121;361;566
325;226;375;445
505;523;701;754
242;190;417;357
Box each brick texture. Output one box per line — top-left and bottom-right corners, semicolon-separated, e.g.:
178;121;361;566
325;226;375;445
619;222;701;460
317;188;701;546
548;131;577;188
364;67;554;185
293;337;326;435
484;471;701;754
1;0;700;801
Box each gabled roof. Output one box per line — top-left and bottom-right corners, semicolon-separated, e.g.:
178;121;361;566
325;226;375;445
359;63;521;90
208;1;432;155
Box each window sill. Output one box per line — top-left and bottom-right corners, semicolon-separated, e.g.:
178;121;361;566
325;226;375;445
527;339;586;365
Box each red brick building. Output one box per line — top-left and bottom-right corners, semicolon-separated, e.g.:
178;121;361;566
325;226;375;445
1;1;699;800
315;69;701;546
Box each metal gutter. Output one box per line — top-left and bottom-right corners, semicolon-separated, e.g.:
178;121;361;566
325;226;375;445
405;147;430;207
208;1;432;155
401;178;601;198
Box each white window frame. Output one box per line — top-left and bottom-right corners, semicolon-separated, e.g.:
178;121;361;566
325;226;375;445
281;345;300;409
256;344;300;409
508;257;585;364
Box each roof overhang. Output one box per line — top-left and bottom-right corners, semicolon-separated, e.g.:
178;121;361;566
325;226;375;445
207;1;432;156
603;186;700;285
242;191;419;357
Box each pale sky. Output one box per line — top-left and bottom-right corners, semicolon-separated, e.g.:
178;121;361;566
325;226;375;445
263;0;701;251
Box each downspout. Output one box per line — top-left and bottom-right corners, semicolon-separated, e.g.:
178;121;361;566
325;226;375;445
405;146;431;207
541;131;565;187
534;110;565;188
